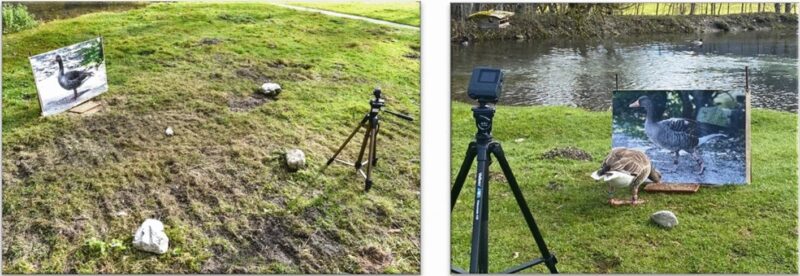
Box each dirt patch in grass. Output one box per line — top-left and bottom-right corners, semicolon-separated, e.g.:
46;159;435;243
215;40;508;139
356;245;394;273
228;93;271;112
539;146;593;161
199;37;222;45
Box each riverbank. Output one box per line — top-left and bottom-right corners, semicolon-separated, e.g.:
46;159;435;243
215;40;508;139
450;103;797;273
452;12;798;41
3;3;420;273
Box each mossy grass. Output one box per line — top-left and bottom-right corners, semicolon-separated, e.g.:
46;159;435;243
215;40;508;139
3;2;419;273
450;102;797;273
291;1;419;27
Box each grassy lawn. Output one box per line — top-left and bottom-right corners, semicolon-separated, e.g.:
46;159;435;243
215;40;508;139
2;2;419;273
291;1;419;27
623;3;797;15
450;103;797;273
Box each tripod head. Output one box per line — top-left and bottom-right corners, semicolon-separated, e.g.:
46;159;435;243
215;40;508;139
472;101;495;144
370;88;414;121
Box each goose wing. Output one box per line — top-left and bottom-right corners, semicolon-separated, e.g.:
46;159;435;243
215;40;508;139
598;148;651;185
659;118;699;137
64;70;93;83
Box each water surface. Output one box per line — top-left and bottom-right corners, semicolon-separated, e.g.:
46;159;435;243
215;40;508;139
451;31;798;112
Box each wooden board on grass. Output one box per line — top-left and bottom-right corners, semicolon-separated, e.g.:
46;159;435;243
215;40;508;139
68;100;101;114
644;183;700;193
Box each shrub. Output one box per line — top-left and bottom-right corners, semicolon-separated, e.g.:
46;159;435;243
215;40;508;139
2;4;38;34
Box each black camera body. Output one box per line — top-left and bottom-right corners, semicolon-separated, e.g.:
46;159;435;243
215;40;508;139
467;67;503;103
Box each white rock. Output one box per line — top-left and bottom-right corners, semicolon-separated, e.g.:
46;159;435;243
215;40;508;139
113;210;128;217
165;127;174;136
261;82;282;96
133;219;169;254
285;149;305;171
651;210;678;228
514;138;525;143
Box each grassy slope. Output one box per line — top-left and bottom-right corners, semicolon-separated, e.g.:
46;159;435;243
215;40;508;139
291;2;419;27
451;103;797;273
2;3;420;274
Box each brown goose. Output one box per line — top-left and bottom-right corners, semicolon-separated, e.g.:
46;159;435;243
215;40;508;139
591;148;661;206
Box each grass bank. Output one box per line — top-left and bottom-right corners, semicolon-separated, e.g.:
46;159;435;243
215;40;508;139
2;2;420;273
450;103;797;273
291;1;419;27
452;12;797;41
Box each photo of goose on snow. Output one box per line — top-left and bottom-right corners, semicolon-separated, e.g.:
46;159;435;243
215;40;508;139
28;37;107;116
612;90;748;185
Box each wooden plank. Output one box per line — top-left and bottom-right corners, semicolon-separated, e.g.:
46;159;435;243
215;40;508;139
68;100;101;114
644;183;700;193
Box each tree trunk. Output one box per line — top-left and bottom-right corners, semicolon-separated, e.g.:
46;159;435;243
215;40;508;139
655;3;659;15
785;3;793;14
775;3;782;13
689;3;696;15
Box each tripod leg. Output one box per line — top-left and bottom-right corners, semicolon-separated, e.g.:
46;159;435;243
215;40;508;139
326;115;369;167
371;120;380;166
354;120;373;170
478;154;491;273
491;143;558;274
451;142;477;211
468;144;490;273
364;118;378;192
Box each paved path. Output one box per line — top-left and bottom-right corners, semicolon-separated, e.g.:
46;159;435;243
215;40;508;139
270;3;419;31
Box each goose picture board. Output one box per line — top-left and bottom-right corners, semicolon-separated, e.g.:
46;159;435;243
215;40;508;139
28;37;107;116
611;90;750;185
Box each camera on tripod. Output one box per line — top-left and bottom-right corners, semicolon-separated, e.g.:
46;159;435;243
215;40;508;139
468;67;504;103
451;67;558;274
325;87;413;192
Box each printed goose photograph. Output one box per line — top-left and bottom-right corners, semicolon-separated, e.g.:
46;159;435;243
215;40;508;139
612;90;747;184
28;37;108;116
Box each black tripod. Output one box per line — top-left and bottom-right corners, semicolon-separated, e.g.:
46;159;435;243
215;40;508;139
451;101;558;274
325;88;413;192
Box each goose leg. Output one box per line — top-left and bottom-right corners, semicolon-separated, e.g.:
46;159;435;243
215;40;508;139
691;150;705;174
630;183;645;205
73;88;78;99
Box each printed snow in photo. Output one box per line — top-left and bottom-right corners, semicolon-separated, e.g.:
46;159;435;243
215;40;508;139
611;90;748;185
29;37;107;116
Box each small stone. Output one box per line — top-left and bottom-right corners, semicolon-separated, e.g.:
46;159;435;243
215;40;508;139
285;149;306;172
165;127;174;136
651;210;678;228
113;211;128;217
261;82;282;96
514;138;525;143
133;219;169;254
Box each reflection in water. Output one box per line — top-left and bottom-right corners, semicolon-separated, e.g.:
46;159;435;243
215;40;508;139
451;31;798;112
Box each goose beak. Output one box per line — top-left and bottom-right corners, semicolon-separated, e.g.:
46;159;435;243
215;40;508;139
629;100;640;108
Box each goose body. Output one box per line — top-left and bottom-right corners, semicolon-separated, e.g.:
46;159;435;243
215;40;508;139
55;55;93;99
591;148;660;205
591;170;635;189
630;95;707;173
690;39;703;47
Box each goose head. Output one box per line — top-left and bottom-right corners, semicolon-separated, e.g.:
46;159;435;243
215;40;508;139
628;95;653;109
54;55;65;73
591;170;636;188
649;169;662;183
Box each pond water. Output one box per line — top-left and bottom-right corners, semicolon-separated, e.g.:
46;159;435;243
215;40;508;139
451;30;798;112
